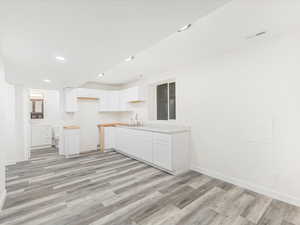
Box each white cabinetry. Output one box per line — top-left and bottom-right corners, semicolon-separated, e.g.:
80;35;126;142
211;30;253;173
77;88;99;98
62;128;80;156
110;91;120;111
31;125;52;148
119;90;130;111
153;133;172;170
64;88;78;112
114;127;189;174
64;87;143;113
98;91;109;112
133;130;153;162
99;91;129;112
99;91;118;112
125;86;145;102
104;127;115;149
115;127;133;154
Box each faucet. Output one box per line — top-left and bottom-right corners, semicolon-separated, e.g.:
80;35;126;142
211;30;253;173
133;113;143;127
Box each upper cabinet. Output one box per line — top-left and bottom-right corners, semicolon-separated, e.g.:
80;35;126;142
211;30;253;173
119;90;130;111
77;88;100;99
64;86;144;113
64;88;78;113
99;91;120;112
125;86;145;103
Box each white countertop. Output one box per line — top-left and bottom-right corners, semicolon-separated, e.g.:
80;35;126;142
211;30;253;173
116;124;190;134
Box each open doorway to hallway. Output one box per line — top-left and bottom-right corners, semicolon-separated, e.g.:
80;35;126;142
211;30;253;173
29;89;60;156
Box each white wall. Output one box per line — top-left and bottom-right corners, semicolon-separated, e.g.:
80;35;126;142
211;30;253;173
30;89;61;125
124;33;300;206
10;86;28;164
0;54;15;207
0;74;18;167
180;34;300;206
0;54;6;208
0;65;29;170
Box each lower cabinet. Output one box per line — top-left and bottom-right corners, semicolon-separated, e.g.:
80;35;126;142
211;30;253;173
131;130;153;162
115;127;132;154
104;127;116;149
63;129;80;156
114;127;190;174
153;133;172;171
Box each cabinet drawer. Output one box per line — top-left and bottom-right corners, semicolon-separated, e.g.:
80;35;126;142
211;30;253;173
153;133;171;144
153;141;172;171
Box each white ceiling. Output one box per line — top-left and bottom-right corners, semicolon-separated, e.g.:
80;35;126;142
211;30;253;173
105;0;300;85
0;0;232;88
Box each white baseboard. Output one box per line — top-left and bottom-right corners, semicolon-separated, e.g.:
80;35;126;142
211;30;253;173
191;165;300;207
31;145;52;150
0;189;7;211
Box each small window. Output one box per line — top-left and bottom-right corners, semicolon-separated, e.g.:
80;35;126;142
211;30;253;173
156;82;176;120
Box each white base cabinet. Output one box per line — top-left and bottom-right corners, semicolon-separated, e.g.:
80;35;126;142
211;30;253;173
114;127;190;174
130;129;153;162
62;128;80;157
104;127;116;150
153;133;172;171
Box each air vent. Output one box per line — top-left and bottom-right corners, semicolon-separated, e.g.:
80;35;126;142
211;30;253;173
246;31;267;39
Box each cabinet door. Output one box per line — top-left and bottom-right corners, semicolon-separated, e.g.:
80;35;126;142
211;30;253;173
119;90;129;111
131;130;153;162
99;91;119;111
115;128;131;154
76;88;87;98
64;130;80;155
153;133;172;170
126;87;138;102
104;127;115;149
126;86;144;102
99;91;109;111
77;88;99;98
115;128;122;150
111;91;120;111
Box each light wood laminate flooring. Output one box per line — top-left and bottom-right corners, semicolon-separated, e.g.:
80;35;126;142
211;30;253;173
1;148;300;225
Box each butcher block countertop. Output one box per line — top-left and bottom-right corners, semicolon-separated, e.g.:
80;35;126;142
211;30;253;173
97;123;128;128
97;123;128;152
64;125;80;129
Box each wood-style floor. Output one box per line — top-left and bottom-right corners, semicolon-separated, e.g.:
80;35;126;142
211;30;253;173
1;148;300;225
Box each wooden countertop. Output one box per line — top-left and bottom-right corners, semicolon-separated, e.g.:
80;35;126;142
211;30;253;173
97;123;128;128
64;125;80;129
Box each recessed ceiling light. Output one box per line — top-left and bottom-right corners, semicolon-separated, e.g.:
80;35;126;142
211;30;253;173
177;24;192;32
55;56;66;62
43;79;51;83
98;73;104;78
125;56;135;62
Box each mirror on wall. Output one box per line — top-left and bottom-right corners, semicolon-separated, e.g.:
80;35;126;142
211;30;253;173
30;99;44;119
30;89;45;119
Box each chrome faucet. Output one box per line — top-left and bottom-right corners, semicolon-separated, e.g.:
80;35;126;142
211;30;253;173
132;113;143;127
